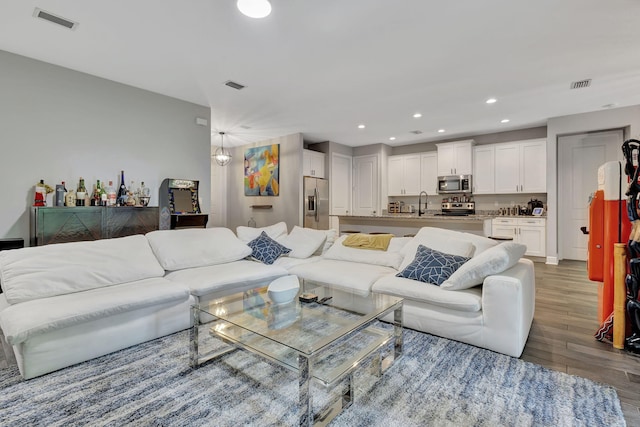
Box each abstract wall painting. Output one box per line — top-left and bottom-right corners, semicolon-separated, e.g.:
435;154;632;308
244;144;279;196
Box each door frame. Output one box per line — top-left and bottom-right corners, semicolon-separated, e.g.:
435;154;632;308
557;128;624;261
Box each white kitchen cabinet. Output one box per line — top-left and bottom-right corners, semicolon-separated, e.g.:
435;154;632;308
420;152;438;196
388;154;421;196
494;139;546;194
492;217;546;257
472;145;495;194
436;140;473;176
303;149;326;178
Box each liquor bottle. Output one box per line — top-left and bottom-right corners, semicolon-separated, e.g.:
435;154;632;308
129;180;138;206
117;171;127;206
55;181;66;206
62;181;68;206
107;180;117;206
92;180;101;206
76;177;87;206
100;181;108;206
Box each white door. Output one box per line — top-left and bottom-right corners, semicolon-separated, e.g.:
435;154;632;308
331;153;352;215
558;130;623;260
494;144;520;193
353;154;379;216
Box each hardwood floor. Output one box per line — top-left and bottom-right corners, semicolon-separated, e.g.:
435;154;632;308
523;259;640;426
0;260;638;424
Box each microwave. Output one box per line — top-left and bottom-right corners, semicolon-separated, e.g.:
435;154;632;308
437;175;472;194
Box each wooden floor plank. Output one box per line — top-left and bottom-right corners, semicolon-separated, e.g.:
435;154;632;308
523;259;640;425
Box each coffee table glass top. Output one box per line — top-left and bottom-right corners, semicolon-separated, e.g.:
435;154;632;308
194;282;402;386
198;283;401;355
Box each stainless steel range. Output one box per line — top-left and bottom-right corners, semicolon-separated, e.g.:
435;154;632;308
441;201;475;216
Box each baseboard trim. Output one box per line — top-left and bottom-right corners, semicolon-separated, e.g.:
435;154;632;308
546;256;559;265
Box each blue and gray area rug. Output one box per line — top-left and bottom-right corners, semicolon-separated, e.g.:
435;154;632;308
0;327;624;426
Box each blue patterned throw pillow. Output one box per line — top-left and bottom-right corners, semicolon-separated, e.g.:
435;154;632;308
248;231;291;265
396;244;470;286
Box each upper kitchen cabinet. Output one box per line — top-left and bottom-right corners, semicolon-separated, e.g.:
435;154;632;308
303;149;326;178
494;139;546;194
472;145;495;194
420;152;438;196
436;140;473;176
388;154;421;196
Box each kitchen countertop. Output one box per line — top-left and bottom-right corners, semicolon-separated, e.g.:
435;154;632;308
335;213;546;222
335;213;493;222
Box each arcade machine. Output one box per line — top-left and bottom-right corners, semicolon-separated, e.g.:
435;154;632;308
158;178;208;230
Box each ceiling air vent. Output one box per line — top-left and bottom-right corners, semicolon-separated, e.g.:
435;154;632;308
570;79;592;89
410;130;423;135
33;8;78;30
225;80;246;90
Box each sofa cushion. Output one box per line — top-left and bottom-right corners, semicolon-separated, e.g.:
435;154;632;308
0;277;189;345
399;228;475;271
273;255;322;270
277;226;327;259
146;228;252;271
441;242;527;290
0;235;165;305
164;260;288;297
397;245;470;286
236;222;288;243
323;236;410;269
248;232;291;265
313;229;338;256
372;275;482;312
288;259;396;296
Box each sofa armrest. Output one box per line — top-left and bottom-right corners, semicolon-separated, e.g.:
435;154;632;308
481;258;535;357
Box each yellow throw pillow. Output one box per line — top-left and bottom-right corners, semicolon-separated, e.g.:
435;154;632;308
342;233;394;251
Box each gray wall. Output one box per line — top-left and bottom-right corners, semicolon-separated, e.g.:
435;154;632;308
0;50;211;244
226;133;304;231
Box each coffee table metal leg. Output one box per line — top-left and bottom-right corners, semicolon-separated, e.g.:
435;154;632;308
190;305;199;368
394;305;403;360
298;354;312;426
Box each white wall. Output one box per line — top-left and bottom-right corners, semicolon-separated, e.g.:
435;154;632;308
546;105;640;264
225;133;304;231
0;50;211;244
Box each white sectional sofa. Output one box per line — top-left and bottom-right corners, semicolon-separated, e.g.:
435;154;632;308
0;235;193;379
288;227;535;357
0;223;535;379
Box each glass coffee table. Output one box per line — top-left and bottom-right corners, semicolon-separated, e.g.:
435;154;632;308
190;280;403;426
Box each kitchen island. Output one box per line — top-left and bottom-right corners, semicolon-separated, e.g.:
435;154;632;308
334;213;494;237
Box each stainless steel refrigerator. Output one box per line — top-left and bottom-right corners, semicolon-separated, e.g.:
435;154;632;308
304;177;329;229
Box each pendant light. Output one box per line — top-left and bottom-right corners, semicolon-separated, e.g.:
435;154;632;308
237;0;272;19
214;132;232;166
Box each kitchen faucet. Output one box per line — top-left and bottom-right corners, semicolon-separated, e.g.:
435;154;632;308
418;191;428;216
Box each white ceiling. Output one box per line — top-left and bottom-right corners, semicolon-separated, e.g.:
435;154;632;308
2;1;640;148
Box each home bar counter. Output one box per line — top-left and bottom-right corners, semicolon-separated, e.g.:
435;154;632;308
334;213;494;236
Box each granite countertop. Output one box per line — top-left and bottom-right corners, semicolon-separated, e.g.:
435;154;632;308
335;213;546;221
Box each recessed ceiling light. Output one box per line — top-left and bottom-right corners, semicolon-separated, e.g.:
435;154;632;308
486;98;497;104
358;124;365;129
501;119;510;123
413;113;422;118
237;0;272;18
389;137;396;141
438;129;445;133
